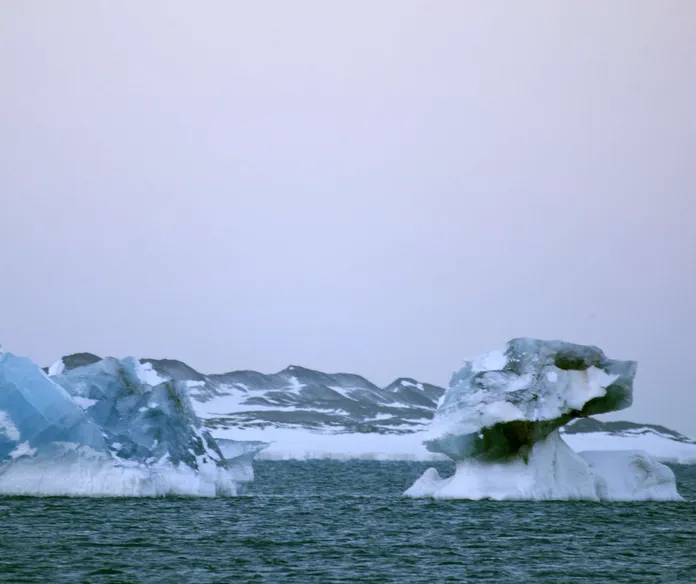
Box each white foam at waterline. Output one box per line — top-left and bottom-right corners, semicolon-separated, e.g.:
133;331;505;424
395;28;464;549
0;455;241;497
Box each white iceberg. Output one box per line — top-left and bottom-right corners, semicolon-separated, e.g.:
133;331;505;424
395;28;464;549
216;439;268;491
406;430;600;500
579;450;682;501
406;338;683;501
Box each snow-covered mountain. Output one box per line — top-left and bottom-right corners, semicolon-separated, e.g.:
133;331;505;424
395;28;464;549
45;353;696;463
48;356;444;434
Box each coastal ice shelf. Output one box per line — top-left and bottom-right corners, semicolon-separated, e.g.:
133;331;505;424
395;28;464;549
0;351;265;497
404;338;683;501
206;425;696;464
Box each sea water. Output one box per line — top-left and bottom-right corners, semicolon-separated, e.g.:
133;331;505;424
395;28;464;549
0;461;694;583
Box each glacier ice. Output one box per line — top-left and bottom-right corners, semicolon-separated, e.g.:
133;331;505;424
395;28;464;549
0;351;264;496
406;338;682;501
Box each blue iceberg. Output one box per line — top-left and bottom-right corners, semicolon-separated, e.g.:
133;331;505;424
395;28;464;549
0;351;265;496
0;352;106;460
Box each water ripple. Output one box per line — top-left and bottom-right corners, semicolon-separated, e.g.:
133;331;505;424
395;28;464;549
0;462;694;583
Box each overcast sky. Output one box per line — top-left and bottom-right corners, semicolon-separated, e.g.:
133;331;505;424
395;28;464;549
1;2;695;435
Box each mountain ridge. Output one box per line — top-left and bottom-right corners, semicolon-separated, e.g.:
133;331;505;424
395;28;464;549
44;352;695;448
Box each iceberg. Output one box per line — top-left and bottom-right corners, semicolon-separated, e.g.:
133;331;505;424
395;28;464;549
406;338;683;501
216;439;268;491
0;351;265;496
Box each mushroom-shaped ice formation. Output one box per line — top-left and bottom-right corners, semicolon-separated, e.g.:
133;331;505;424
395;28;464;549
406;338;682;501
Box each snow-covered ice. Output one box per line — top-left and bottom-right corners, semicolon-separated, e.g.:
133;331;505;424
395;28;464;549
47;358;66;377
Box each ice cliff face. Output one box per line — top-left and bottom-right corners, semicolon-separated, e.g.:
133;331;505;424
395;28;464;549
408;338;682;501
0;351;264;496
0;353;107;460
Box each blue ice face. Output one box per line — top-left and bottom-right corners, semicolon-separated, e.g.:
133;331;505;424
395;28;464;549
0;352;225;469
0;353;107;460
53;357;226;469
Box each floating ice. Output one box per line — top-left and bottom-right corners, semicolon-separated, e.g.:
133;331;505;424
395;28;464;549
579;450;683;501
406;430;599;500
406;338;682;501
216;439;268;491
424;338;636;462
0;352;264;496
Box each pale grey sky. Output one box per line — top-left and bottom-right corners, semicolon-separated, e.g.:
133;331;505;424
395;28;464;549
1;2;695;435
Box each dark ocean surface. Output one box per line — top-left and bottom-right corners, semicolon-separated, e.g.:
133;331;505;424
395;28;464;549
1;461;694;583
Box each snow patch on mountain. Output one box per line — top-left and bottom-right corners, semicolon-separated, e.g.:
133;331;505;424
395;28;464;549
37;352;696;464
